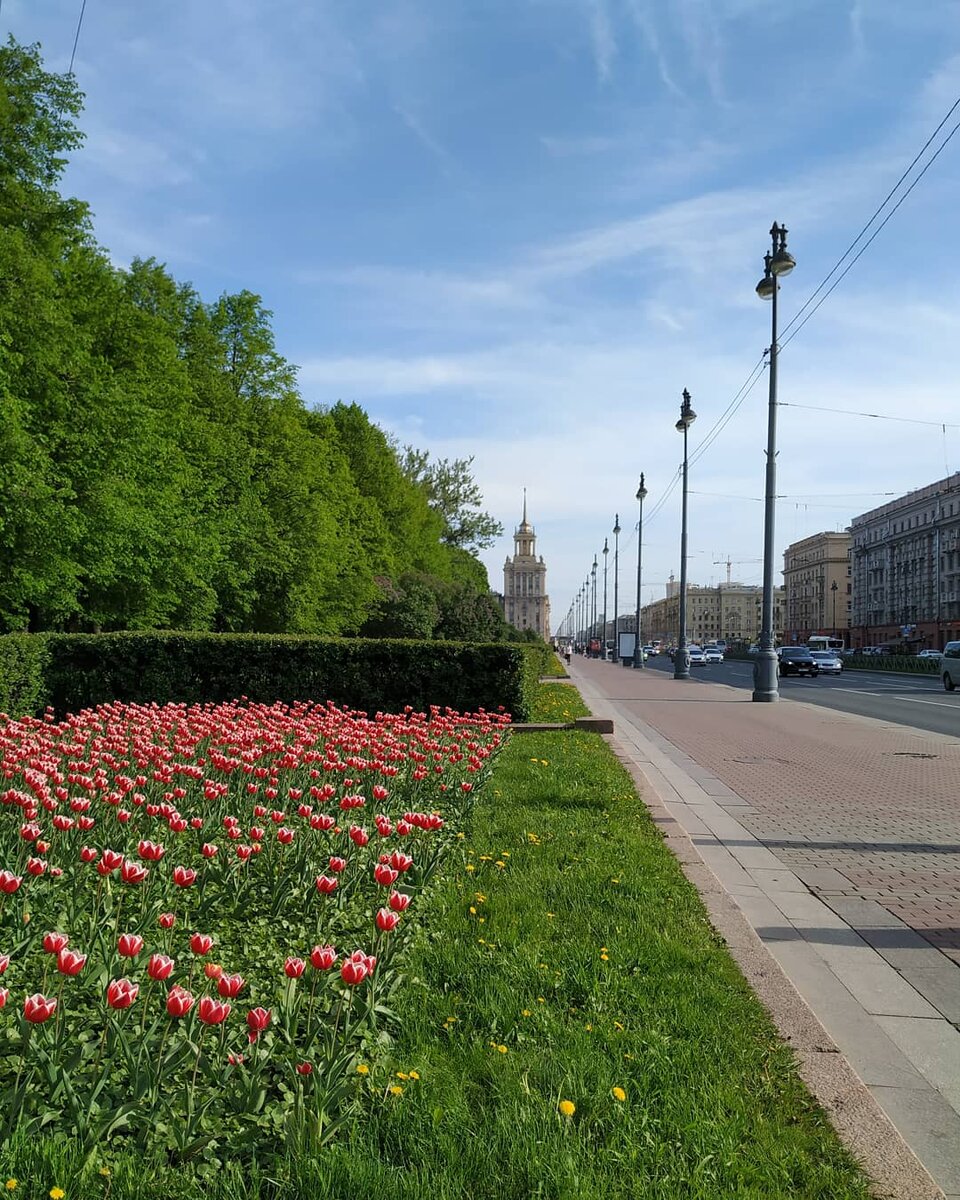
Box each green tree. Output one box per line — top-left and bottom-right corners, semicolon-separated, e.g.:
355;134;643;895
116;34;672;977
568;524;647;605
400;448;503;552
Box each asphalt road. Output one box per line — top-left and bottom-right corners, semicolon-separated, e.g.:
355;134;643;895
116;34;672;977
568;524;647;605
639;655;960;738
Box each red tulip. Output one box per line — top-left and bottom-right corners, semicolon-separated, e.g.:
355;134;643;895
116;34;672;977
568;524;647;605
216;973;245;998
0;986;8;1008
310;945;337;971
79;846;98;863
23;993;57;1023
374;864;399;887
276;827;294;845
376;908;400;932
19;822;41;842
117;933;144;958
310;813;335;831
120;860;148;884
57;948;88;975
147;953;175;981
328;856;347;873
166;985;194;1017
0;954;8;974
198;995;231;1025
77;815;95;831
340;959;368;986
249;826;265;842
0;870;23;894
228;1051;245;1065
100;848;124;870
201;843;218;858
315;875;338;894
295;1061;313;1075
158;912;176;929
137;839;165;861
26;857;46;876
190;933;213;955
388;890;411;912
389;851;414;872
106;978;139;1009
246;1006;271;1034
204;962;223;979
348;825;369;848
172;866;197;888
168;817;188;833
42;931;69;955
284;957;306;978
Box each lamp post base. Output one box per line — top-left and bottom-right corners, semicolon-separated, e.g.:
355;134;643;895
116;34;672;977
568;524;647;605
752;650;780;702
673;647;691;680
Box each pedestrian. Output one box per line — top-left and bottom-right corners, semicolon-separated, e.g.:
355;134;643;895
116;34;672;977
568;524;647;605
564;642;572;665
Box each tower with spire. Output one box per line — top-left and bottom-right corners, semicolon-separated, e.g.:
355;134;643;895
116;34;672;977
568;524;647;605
502;489;551;639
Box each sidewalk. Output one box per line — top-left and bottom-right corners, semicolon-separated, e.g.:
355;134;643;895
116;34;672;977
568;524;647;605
567;655;960;1199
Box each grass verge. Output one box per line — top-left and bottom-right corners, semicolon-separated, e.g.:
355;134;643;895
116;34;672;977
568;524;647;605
0;685;872;1199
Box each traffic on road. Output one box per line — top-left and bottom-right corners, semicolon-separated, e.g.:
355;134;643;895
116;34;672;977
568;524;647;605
639;653;960;738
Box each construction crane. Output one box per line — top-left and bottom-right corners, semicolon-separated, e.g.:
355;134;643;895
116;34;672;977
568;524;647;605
713;557;762;585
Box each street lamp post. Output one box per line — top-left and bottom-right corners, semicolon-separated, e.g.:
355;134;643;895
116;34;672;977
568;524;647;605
602;538;609;659
674;391;696;680
831;579;838;637
634;475;648;669
591;557;598;652
612;514;621;662
752;221;796;702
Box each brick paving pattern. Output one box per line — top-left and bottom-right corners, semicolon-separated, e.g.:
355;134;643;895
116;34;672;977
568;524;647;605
577;660;960;965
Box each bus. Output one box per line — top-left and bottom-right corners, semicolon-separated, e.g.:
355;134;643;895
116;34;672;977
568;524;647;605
807;635;844;653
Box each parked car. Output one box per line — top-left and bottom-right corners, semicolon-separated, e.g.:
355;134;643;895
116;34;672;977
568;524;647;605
810;650;842;675
916;649;943;661
942;641;960;691
703;647;724;663
642;644;656;657
778;647;820;677
687;645;705;665
840;648;861;660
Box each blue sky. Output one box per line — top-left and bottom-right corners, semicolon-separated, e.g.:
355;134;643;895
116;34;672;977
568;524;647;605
6;0;960;633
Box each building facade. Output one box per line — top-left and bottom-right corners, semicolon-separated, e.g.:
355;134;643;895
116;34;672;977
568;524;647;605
782;531;851;645
635;580;784;647
502;494;551;640
849;472;960;650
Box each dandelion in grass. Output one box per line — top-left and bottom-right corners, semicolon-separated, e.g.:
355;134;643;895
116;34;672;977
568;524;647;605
50;1190;66;1200
389;1086;404;1096
356;1064;369;1075
558;1100;576;1117
5;1183;16;1192
612;1087;627;1102
408;1071;420;1080
496;1044;508;1054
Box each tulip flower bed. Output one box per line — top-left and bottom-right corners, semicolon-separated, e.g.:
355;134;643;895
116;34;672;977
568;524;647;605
0;697;507;1166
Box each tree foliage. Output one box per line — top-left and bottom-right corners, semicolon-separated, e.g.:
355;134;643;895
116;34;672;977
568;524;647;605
0;39;515;644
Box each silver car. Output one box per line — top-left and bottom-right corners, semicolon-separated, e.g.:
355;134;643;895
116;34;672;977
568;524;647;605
811;650;842;675
703;647;724;664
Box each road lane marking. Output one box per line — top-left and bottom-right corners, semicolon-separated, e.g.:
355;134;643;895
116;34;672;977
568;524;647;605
890;695;960;709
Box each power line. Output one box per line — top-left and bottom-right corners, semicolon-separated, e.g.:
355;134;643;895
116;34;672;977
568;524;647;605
778;95;960;346
780;400;960;429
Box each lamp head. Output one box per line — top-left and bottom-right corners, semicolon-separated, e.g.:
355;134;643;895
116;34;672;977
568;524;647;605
603;537;609;556
636;472;648;502
770;222;796;276
613;513;621;536
676;389;696;430
756;253;775;300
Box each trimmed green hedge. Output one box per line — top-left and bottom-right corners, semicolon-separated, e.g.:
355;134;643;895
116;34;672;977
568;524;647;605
0;633;543;721
843;654;939;674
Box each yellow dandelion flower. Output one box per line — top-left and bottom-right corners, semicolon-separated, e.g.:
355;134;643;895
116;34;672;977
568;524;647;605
479;854;492;861
389;1085;404;1096
50;1190;66;1200
456;832;465;839
465;864;475;872
478;916;486;923
501;851;510;857
540;760;549;765
497;1044;508;1054
469;906;477;914
585;1023;593;1031
600;947;608;953
613;1021;625;1031
356;1064;370;1074
5;1184;17;1193
600;953;609;961
396;1072;409;1080
546;912;555;918
612;1087;627;1102
558;1099;576;1117
537;996;545;1003
495;861;505;869
521;1009;532;1017
98;1169;111;1178
409;1070;420;1080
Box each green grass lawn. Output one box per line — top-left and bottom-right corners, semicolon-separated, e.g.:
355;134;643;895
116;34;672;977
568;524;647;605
1;685;872;1199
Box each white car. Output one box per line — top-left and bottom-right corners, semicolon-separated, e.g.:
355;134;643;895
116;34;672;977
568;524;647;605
703;647;724;664
687;645;705;665
916;649;943;661
810;650;842;675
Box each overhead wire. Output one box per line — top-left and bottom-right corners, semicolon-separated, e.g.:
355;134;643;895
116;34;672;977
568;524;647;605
69;0;88;75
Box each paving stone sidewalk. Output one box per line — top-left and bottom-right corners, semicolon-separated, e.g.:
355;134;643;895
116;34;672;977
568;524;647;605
567;656;960;1198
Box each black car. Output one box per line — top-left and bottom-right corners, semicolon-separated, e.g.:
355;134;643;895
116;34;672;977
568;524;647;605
778;647;819;677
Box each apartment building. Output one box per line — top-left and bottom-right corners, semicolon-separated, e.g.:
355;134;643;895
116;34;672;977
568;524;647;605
782;531;851;644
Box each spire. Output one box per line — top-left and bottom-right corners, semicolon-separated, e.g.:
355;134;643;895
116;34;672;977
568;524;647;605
522;487;527;526
518;487;532;533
